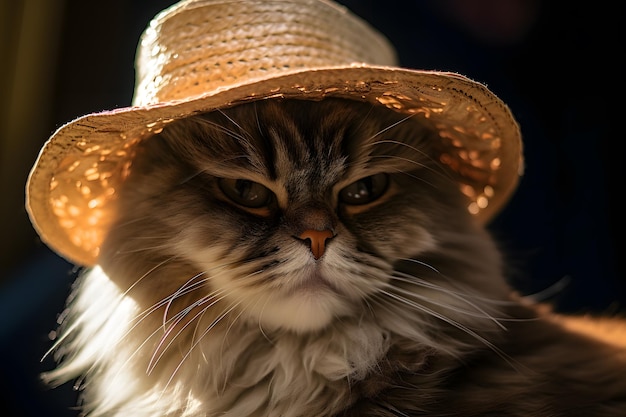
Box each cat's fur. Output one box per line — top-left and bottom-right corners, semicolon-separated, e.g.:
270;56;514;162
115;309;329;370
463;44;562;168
44;98;626;416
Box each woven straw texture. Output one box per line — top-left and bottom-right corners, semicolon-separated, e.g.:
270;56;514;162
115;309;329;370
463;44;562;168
26;0;523;266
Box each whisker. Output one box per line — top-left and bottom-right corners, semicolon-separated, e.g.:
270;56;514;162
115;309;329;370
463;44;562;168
163;272;209;327
148;289;229;374
123;256;178;297
217;298;249;369
385;279;507;329
389;271;534;325
129;259;241;328
366;113;417;141
216;108;254;140
367;154;455;188
390;271;504;309
368;138;449;177
41;310;86;362
375;289;523;372
397;257;441;274
198;117;251;145
147;266;266;376
108;265;239;379
160;300;243;397
368;154;430;170
522;276;571;303
378;289;483;339
108;288;226;385
367;139;428;158
393;265;517;307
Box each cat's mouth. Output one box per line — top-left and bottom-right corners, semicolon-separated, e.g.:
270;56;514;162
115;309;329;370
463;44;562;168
249;266;352;333
289;269;336;295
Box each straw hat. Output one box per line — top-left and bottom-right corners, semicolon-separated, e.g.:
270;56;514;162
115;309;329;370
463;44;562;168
26;0;523;267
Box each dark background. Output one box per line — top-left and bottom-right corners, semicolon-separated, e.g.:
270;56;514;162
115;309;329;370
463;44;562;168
0;1;623;416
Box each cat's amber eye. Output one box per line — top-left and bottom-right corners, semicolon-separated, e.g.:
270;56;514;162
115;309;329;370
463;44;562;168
339;173;389;205
218;178;273;208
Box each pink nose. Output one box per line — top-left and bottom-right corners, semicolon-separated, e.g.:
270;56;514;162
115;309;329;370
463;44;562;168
299;229;334;259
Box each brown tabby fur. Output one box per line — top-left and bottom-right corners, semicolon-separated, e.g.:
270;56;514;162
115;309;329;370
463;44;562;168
44;98;626;416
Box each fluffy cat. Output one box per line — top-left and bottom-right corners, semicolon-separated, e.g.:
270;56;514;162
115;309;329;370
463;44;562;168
44;98;626;416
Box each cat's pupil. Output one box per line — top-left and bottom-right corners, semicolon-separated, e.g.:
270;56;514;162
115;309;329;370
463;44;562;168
339;173;389;205
218;178;273;208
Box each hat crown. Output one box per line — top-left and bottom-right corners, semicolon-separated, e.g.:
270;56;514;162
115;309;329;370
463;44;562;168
133;0;397;106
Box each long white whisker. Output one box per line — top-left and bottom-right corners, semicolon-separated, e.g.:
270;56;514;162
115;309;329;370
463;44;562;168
368;139;428;157
148;266;266;375
376;289;522;371
163;272;209;327
123;257;178;297
392;268;516;307
385;279;507;330
147;289;229;374
390;271;536;325
367;113;417;140
129;260;240;329
397;257;441;274
200;117;251;145
378;289;483;339
159;300;243;397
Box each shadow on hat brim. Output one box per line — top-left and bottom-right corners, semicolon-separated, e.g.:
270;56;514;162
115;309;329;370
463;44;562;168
26;65;523;266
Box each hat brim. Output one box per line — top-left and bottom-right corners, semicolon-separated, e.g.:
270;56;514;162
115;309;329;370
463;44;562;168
26;65;523;266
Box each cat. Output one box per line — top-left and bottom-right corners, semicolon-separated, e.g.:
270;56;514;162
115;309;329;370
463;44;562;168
43;98;626;416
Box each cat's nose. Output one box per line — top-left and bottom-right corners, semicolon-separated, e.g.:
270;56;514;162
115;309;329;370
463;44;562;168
298;229;334;260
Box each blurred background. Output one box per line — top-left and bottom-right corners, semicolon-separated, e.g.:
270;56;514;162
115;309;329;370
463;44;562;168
0;0;623;415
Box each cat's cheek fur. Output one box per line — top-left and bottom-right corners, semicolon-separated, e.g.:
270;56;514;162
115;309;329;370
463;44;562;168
344;202;439;262
378;221;437;260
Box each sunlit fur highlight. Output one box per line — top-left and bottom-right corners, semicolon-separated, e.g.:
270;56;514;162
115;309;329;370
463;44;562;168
43;98;626;416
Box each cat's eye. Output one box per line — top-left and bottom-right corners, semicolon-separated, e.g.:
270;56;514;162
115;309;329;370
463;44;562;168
218;178;273;208
339;173;389;205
